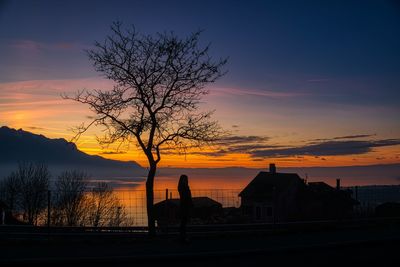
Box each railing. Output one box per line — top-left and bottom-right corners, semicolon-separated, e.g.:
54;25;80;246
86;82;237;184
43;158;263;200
113;189;241;226
345;185;400;216
2;185;400;227
0;189;241;227
2;217;400;239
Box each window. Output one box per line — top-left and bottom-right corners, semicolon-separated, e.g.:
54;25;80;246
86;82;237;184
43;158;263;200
255;206;262;220
267;207;273;217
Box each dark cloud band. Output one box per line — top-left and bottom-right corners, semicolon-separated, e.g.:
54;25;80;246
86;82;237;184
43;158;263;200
251;139;400;158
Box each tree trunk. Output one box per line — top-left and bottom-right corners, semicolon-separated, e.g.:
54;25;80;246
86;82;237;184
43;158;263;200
146;162;157;236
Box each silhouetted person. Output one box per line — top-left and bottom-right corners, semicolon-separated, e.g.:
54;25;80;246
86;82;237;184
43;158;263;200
0;200;8;225
178;174;192;243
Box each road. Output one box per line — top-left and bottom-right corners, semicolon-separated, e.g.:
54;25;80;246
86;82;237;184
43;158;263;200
1;223;399;266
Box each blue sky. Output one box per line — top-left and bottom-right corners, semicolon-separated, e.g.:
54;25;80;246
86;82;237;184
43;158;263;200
1;1;400;105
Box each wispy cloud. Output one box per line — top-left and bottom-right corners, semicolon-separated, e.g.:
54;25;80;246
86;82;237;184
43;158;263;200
332;134;376;140
8;39;90;52
100;151;127;155
166;135;283;157
251;139;400;158
177;133;400;160
210;87;304;98
0;78;114;132
208;135;280;156
215;135;270;146
0;78;113;96
0;78;114;110
26;126;46;131
312;134;376;142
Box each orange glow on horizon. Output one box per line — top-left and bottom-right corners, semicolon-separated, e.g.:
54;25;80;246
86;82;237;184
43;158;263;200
1;78;399;169
78;142;400;168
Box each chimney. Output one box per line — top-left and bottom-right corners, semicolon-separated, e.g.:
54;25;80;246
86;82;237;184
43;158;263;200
336;179;341;190
269;163;276;174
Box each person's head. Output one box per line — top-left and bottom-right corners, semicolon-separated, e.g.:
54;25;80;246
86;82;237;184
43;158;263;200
179;174;189;188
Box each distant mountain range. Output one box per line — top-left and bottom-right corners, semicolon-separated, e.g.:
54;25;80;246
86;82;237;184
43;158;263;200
0;126;145;181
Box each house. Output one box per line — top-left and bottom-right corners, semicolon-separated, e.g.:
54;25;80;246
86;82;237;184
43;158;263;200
239;163;306;222
239;164;358;222
154;196;223;226
304;181;358;219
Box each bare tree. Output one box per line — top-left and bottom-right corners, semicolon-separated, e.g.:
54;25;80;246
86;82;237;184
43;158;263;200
53;172;127;227
86;182;126;227
0;173;19;211
63;22;227;235
53;170;88;226
9;162;50;225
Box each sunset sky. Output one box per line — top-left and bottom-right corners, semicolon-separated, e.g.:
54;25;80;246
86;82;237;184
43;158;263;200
0;0;399;168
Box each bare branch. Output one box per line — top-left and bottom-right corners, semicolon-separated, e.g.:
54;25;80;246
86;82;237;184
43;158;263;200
64;23;227;164
63;22;227;234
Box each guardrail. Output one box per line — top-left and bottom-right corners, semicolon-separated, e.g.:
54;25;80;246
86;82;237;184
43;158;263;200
1;217;399;241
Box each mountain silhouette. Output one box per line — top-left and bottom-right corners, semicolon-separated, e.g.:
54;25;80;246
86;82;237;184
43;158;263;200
0;126;145;180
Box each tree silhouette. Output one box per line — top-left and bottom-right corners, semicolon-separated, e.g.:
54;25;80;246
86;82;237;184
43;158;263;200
52;172;127;227
63;22;227;235
2;162;50;225
86;182;127;227
53;170;88;226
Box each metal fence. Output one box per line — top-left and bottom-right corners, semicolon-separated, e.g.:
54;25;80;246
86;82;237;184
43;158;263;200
345;185;400;215
0;188;241;227
2;185;400;227
115;189;241;226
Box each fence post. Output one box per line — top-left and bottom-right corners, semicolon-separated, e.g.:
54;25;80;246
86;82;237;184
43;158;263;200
355;186;358;201
272;186;276;231
47;190;51;229
165;189;169;234
355;186;359;215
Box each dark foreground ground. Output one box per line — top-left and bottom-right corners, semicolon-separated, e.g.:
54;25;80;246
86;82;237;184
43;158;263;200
1;221;399;266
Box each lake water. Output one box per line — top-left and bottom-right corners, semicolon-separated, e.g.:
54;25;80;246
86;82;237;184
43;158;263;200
104;170;400;226
108;175;244;226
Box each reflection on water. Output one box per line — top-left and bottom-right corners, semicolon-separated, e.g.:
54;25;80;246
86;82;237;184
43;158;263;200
113;188;241;226
87;177;146;189
106;175;244;226
89;170;399;226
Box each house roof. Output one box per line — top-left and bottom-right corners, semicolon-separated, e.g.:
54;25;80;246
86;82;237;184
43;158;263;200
307;182;334;192
155;196;222;208
306;182;359;205
239;171;303;198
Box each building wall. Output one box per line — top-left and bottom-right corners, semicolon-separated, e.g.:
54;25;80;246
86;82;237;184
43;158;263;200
240;179;307;222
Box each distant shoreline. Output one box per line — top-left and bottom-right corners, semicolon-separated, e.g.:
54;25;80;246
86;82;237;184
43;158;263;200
1;163;400;188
